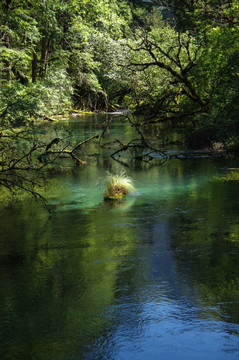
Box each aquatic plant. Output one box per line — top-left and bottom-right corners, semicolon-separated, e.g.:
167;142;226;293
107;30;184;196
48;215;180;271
103;171;135;200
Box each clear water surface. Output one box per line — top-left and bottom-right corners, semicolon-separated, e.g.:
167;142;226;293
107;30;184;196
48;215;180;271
0;114;239;360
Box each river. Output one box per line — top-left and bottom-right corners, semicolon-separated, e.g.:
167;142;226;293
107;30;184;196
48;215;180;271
0;114;239;359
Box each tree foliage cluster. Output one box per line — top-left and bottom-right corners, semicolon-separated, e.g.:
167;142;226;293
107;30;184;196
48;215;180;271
0;1;238;127
0;0;134;112
127;1;239;146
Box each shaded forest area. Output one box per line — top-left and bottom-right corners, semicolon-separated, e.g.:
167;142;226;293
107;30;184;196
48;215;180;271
0;0;239;198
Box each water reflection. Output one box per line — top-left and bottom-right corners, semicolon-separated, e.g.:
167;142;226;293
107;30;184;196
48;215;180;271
0;116;239;359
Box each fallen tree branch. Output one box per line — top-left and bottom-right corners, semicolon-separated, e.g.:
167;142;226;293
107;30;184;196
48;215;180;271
0;177;47;202
43;149;87;165
37;114;57;122
72;134;99;153
41;134;100;165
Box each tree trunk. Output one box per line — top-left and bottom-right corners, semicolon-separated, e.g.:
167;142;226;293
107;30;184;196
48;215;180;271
5;39;11;82
0;19;2;89
39;31;50;78
32;45;38;83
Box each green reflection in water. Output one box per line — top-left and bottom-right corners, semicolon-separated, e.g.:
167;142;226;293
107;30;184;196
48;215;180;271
0;116;239;359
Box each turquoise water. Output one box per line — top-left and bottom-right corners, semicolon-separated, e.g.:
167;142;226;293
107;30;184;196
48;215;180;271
0;115;239;359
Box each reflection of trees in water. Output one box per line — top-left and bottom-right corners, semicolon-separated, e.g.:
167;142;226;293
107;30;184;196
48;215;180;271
167;178;239;325
0;198;140;359
1;153;238;359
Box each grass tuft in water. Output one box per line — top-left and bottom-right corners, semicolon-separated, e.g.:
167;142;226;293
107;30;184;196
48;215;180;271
101;171;136;200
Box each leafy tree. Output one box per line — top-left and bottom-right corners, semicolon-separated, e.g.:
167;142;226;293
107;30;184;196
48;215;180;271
126;10;204;114
0;78;73;199
127;1;239;145
151;0;237;31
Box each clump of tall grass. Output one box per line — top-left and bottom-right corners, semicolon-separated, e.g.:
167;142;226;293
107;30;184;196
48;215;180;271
102;171;136;200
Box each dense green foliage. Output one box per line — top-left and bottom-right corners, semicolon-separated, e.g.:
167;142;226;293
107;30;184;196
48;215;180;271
0;0;238;197
0;0;134;112
0;0;238;130
127;1;239;146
